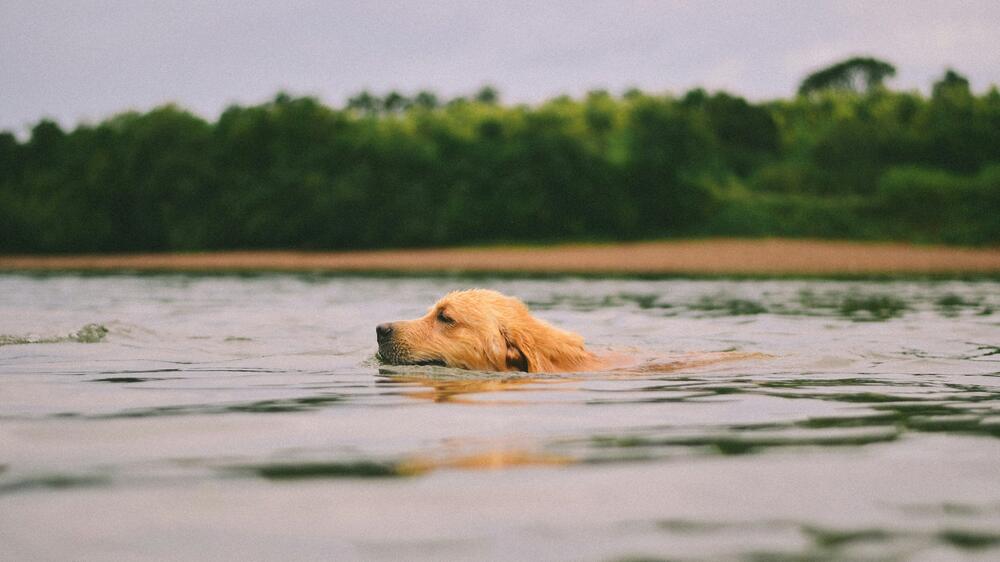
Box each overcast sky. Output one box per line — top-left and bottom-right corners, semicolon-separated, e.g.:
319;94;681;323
2;0;999;134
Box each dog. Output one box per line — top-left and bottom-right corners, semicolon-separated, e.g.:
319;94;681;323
376;289;765;374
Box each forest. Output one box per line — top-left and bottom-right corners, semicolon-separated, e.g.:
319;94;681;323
1;57;998;253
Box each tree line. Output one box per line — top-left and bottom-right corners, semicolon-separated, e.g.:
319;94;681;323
1;57;998;253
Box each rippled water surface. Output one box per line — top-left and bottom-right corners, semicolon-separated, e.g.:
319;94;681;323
2;274;999;561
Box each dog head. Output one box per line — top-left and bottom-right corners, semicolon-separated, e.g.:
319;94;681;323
376;289;593;372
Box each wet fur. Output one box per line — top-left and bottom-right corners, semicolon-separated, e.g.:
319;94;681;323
377;289;765;374
377;289;600;372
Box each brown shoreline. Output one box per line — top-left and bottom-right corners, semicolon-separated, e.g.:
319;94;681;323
1;239;999;276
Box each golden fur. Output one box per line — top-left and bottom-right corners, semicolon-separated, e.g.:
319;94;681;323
376;289;601;372
377;289;766;374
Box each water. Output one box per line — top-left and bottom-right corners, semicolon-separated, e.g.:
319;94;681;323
1;274;999;561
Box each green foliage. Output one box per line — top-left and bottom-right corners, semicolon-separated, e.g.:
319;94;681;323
798;56;897;96
876;165;1000;244
474;85;500;105
1;72;999;253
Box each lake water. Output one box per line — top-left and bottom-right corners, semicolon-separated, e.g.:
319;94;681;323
1;274;999;561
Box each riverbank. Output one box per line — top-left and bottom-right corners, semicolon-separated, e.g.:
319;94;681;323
2;239;999;276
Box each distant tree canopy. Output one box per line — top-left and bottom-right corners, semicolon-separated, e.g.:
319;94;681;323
798;56;897;95
933;69;971;98
1;64;999;253
474;85;499;104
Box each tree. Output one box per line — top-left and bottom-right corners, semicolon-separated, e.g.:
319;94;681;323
684;91;779;175
932;68;971;98
413;90;439;109
625;98;716;234
926;68;980;172
347;91;380;114
474;85;499;104
798;56;896;95
382;91;410;113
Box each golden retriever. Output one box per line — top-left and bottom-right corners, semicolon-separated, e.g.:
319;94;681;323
376;289;763;373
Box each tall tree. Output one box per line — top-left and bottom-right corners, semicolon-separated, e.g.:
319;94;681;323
932;68;971;98
798;56;896;95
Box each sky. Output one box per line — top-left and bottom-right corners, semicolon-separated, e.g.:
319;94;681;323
2;0;999;134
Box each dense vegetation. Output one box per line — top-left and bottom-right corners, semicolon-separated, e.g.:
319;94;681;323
1;59;998;253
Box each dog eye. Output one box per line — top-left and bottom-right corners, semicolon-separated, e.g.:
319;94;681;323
436;310;454;324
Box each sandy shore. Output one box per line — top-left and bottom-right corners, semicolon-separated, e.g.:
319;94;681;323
1;239;999;276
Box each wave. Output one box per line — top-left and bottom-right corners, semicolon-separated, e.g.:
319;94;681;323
0;323;108;346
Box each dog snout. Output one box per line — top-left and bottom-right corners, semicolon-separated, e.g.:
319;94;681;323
376;322;394;343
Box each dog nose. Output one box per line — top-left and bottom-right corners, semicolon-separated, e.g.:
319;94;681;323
376;323;394;342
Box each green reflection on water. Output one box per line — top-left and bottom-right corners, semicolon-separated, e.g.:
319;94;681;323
248;461;405;480
0;474;111;495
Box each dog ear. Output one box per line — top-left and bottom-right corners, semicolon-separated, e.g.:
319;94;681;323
500;314;591;373
501;327;531;372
